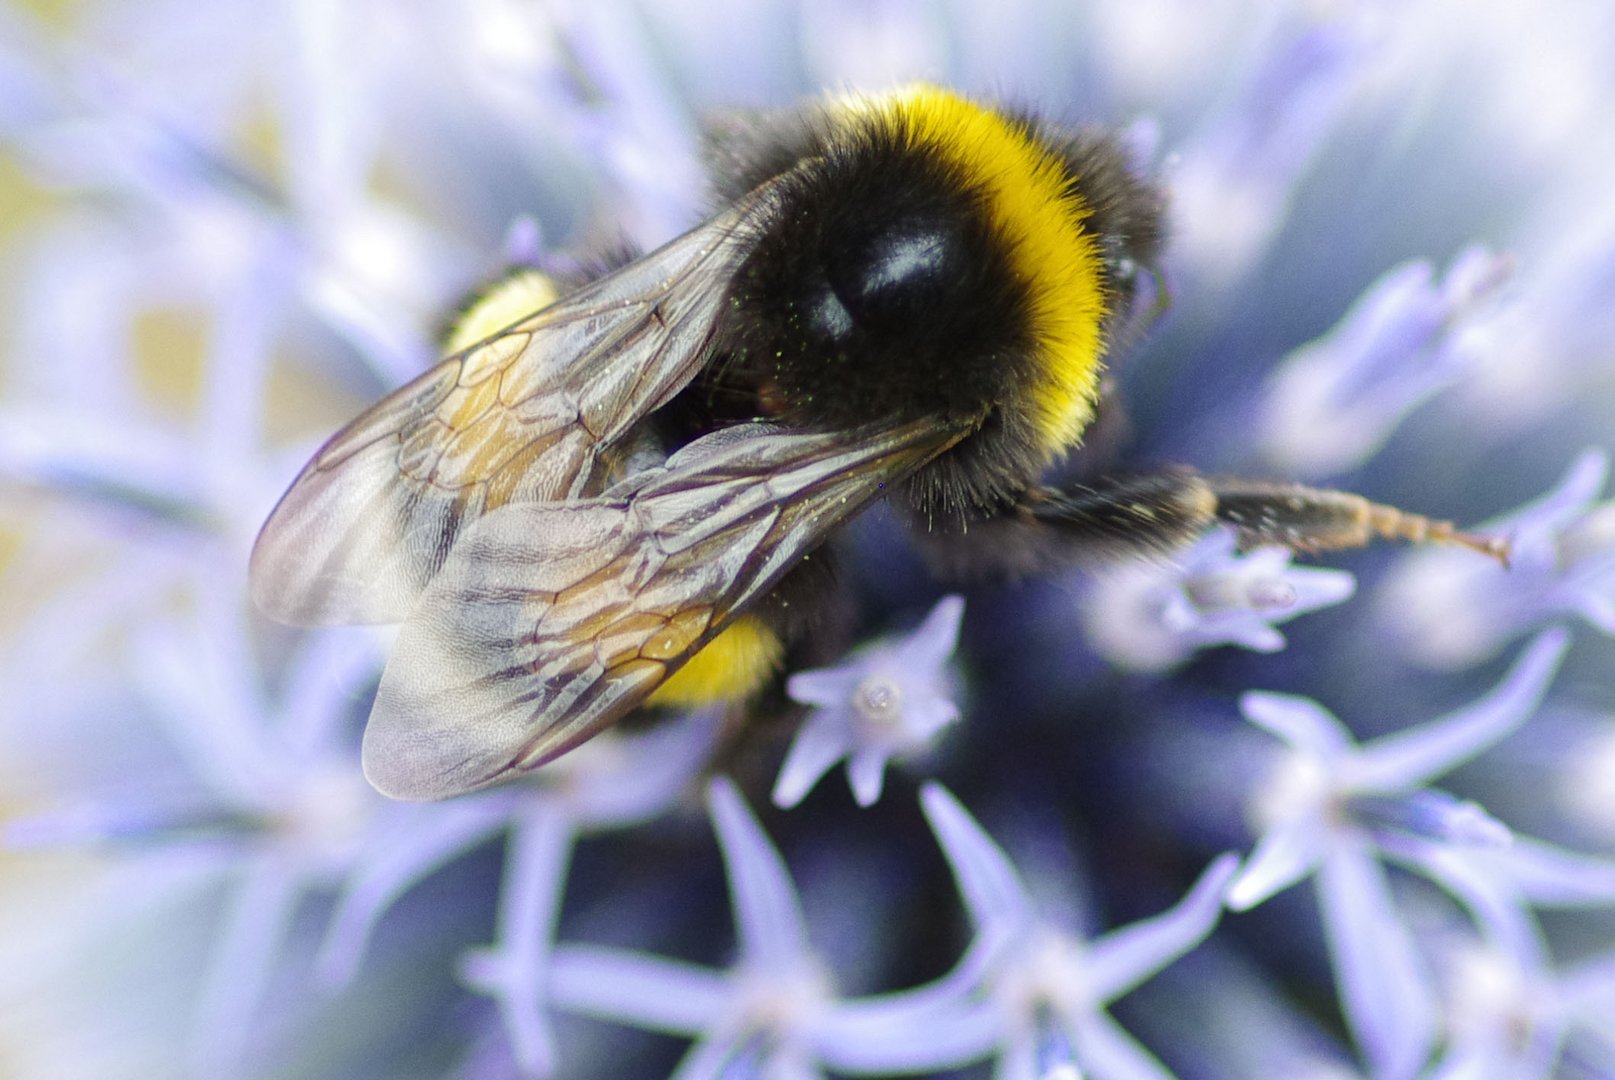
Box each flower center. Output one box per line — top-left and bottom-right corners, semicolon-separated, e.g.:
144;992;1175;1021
853;675;904;724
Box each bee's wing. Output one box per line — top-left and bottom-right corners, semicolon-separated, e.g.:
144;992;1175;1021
249;195;768;626
360;416;973;801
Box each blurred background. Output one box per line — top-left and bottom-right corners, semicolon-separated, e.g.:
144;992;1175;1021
2;1;1614;1077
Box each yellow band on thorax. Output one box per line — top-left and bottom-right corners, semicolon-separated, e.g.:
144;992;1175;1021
830;84;1108;456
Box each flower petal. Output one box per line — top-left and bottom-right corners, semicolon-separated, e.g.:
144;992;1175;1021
547;945;730;1035
772;711;852;810
1087;853;1237;1002
1069;1006;1177;1080
1316;842;1438;1080
1353;627;1568;791
708;777;810;968
920;782;1035;931
1227;816;1324;911
317;795;513;985
1239;691;1353;759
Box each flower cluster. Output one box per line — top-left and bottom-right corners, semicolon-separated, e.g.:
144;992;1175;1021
3;3;1614;1079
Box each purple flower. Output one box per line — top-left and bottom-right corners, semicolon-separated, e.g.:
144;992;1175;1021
918;783;1238;1080
1377;450;1615;667
1258;247;1514;479
1418;897;1615;1080
6;605;391;1076
773;595;965;808
1081;530;1356;672
1168;17;1372;287
547;777;991;1078
452;710;721;1077
1227;628;1567;1079
3;3;1614;1078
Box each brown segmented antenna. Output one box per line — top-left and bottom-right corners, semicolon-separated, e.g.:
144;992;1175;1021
1361;500;1513;568
1206;479;1513;568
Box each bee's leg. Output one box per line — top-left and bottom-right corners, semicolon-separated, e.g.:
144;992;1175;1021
1025;470;1510;565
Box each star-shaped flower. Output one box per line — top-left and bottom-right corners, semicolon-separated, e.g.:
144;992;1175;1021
5;609;390;1077
1081;530;1356;672
1226;627;1568;1079
1377;449;1615;668
773;595;965;808
547;777;994;1078
918;783;1238;1080
1258;246;1513;478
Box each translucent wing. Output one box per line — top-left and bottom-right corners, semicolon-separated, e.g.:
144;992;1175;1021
361;416;973;800
250;193;770;626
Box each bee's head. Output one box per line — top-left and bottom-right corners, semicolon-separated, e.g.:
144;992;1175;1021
716;85;1166;517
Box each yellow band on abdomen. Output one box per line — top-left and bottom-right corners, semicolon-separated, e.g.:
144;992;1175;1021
645;614;784;709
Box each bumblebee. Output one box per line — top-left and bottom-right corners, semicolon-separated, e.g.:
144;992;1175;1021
251;85;1505;800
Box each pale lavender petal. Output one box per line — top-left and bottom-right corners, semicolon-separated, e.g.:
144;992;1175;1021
317;796;514;985
1560;947;1615;1017
668;1035;756;1080
772;712;853;810
1488;837;1615;907
561;6;705;234
458;808;575;1078
1349;791;1513;849
1177;546;1356;652
903;695;962;741
1170;19;1369;283
275;629;386;756
818;995;1000;1074
1376;451;1609;668
708;777;810;968
996;1033;1041;1080
1087;853;1237;1002
1259;248;1512;478
920;782;1035;931
786;668;863;708
1580;590;1615;633
895;594;966;670
194;255;282;490
1239;691;1353;759
1085;536;1356;670
0;404;201;509
818;938;1002;1071
131;618;271;804
188;854;303;1076
846;747;888;808
1207;616;1285;654
1069;1007;1176;1080
1227;815;1322;911
1507;449;1610;535
547;945;729;1035
1282;564;1359;614
1353;628;1568;790
1316;844;1438;1080
502;215;546;265
1382;837;1544;965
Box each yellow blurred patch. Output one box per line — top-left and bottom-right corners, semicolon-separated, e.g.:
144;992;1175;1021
130;306;208;421
261;354;369;447
10;0;82;27
0;153;55;244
